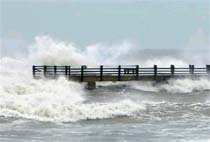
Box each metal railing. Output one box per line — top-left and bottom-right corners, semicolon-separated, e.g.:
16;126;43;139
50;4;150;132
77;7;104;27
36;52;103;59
33;65;210;81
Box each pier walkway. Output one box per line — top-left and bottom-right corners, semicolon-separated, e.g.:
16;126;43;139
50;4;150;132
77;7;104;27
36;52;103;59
33;65;210;89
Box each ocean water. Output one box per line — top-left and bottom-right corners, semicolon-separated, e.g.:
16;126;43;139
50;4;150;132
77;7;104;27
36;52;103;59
0;36;210;142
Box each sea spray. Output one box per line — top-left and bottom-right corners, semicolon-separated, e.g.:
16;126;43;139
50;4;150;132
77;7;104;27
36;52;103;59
28;36;133;66
0;78;144;122
157;78;210;93
0;35;209;123
0;60;145;122
28;36;199;67
1;35;209;67
128;78;210;94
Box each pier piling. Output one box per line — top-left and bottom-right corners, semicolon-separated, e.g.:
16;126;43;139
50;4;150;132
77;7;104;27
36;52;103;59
87;81;96;90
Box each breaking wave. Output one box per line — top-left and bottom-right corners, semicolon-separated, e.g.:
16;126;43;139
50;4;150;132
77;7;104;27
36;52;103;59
0;56;144;122
130;78;210;94
27;36;194;66
0;77;144;122
0;35;209;122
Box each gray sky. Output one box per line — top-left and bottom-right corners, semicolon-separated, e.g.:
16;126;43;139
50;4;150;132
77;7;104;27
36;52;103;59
0;0;209;52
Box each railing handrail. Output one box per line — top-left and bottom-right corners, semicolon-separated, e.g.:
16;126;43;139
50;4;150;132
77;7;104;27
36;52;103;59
32;65;210;81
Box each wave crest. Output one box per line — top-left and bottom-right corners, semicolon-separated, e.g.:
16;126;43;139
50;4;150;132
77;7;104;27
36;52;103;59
130;78;210;93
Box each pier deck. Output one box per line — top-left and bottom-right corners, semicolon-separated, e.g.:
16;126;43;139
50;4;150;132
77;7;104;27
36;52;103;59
33;65;210;89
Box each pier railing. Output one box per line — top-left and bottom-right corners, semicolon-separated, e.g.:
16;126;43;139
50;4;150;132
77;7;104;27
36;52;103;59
33;65;210;82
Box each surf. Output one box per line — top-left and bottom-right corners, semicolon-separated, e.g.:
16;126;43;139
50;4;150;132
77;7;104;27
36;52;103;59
0;35;209;122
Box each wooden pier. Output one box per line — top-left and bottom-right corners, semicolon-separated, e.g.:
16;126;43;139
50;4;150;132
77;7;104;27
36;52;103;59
33;65;210;89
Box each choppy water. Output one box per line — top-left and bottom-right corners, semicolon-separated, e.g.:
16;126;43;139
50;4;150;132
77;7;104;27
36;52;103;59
0;36;210;142
0;78;210;142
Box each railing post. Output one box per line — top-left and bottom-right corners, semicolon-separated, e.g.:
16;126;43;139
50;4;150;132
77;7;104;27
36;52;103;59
81;65;84;82
192;65;194;75
54;66;57;79
154;65;157;80
189;64;194;75
206;65;210;79
171;65;174;77
68;66;71;80
189;65;191;74
136;65;139;80
32;65;35;79
100;65;103;81
118;65;121;81
65;66;68;78
43;65;47;78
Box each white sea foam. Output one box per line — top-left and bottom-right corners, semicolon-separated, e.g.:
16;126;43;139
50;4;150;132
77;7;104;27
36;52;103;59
157;78;210;93
0;60;144;122
28;36;133;66
28;36;201;67
130;78;210;94
128;81;157;92
0;98;144;122
0;35;209;122
0;77;144;122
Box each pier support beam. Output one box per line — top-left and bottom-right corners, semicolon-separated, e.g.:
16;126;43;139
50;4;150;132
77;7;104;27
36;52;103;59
87;81;96;90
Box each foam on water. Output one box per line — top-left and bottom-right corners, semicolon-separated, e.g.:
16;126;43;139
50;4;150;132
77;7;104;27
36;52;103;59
0;35;209;122
0;77;144;122
157;78;210;93
0;58;144;122
130;78;210;94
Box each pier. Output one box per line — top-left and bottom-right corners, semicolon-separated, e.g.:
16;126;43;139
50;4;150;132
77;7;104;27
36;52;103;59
33;65;210;89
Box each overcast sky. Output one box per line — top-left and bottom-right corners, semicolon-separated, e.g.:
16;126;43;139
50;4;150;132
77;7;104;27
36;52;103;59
0;0;209;51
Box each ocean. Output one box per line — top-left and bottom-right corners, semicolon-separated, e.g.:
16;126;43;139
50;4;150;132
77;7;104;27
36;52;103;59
0;36;210;142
